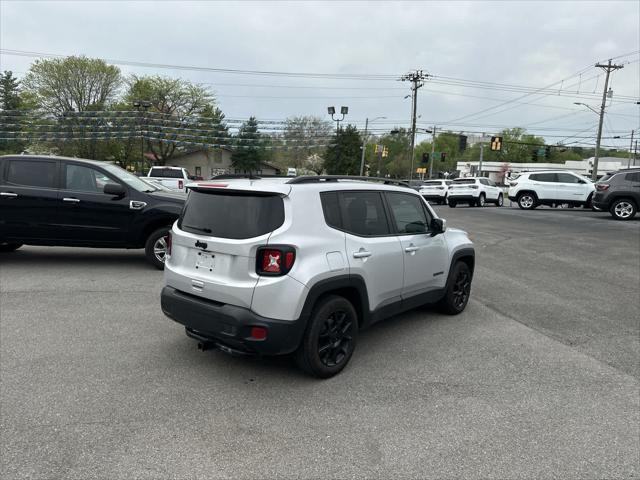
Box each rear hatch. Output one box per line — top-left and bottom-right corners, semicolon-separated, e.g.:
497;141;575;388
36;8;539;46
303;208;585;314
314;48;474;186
450;179;478;195
166;182;290;308
420;181;446;194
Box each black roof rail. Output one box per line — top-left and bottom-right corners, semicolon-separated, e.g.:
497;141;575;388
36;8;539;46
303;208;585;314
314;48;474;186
286;175;411;188
210;174;292;180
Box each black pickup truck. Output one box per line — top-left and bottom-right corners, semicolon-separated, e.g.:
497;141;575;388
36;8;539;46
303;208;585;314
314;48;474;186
0;155;185;268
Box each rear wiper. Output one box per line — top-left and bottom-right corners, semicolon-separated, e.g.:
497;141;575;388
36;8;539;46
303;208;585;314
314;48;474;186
183;225;212;233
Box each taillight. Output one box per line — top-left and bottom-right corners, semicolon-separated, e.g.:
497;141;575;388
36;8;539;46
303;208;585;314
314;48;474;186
510;182;518;187
470;185;479;189
166;231;172;256
596;184;610;191
437;186;444;190
249;326;267;340
256;246;296;276
178;180;184;189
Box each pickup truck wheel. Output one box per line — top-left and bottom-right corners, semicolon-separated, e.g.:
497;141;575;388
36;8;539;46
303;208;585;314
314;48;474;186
295;295;358;378
0;242;22;252
145;227;171;269
610;198;637;220
438;262;472;315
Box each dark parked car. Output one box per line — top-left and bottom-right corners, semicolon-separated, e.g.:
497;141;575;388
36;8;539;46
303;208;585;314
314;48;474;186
592;168;640;220
0;155;185;268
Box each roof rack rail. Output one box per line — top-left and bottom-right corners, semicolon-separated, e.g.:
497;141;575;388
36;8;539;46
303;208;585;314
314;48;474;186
210;174;292;180
286;175;411;187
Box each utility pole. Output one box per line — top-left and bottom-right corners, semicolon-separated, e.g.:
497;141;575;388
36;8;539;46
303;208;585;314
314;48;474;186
629;130;635;168
359;118;369;176
428;126;437;179
401;70;429;180
592;59;624;181
478;143;484;177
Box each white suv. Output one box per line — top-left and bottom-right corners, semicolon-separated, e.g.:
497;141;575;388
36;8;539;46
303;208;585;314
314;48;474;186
161;176;475;377
419;179;452;205
448;177;504;208
507;171;594;210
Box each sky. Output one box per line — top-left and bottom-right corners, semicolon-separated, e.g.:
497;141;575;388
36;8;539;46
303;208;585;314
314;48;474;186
1;0;639;150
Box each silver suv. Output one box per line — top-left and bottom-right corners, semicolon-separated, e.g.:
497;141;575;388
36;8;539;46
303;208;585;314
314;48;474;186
161;176;475;377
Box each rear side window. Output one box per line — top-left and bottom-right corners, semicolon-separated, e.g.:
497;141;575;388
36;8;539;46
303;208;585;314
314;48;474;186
530;173;556;182
556;173;581;183
320;192;342;229
6;159;57;188
625;172;640;183
179;190;284;239
338;191;390;236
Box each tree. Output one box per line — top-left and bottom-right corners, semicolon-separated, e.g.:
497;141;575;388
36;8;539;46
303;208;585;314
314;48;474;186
125;75;215;164
280;116;333;170
0;71;26;154
231;117;268;173
0;71;22;110
324;125;362;175
23;56;121;115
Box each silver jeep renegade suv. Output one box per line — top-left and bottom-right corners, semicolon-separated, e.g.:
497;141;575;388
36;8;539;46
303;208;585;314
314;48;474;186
161;176;475;377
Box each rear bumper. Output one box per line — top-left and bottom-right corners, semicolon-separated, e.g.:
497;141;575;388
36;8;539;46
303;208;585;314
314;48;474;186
448;195;477;202
161;286;305;355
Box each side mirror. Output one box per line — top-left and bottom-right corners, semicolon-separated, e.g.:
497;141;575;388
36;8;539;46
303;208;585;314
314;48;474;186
104;183;126;197
430;218;446;236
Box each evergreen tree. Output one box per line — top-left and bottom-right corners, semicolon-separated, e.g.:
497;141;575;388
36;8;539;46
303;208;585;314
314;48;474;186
231;117;266;173
324;125;362;175
0;71;22;110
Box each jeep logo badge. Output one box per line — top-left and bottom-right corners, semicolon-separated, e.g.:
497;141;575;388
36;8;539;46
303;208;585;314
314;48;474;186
195;240;208;250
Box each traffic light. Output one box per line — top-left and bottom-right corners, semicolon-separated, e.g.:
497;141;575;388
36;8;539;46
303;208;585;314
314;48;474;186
545;146;551;159
531;150;538;162
490;136;503;151
421;152;429;164
440;152;446;162
458;135;467;152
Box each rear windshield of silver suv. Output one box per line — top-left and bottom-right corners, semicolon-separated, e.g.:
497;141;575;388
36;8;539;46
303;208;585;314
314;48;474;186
178;190;285;239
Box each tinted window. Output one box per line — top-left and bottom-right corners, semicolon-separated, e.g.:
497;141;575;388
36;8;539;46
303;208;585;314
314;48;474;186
556;173;581;183
529;173;557;182
6;160;57;188
479;178;489;185
454;179;476;184
423;181;442;186
625;172;640;183
339;191;390;236
180;190;284;239
150;168;183;178
65;164;110;193
386;192;429;234
320;192;342;229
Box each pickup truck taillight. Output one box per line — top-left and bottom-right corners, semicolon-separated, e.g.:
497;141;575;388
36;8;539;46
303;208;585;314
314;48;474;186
596;183;610;191
256;246;295;276
178;180;184;190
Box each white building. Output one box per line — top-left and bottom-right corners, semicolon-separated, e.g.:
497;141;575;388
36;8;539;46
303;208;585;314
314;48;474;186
455;157;635;183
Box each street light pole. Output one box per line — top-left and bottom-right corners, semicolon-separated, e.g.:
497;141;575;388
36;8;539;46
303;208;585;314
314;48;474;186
428;126;437;179
359;116;386;176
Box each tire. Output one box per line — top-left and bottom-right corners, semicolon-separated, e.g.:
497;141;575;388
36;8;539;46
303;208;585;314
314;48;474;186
294;295;358;378
438;262;472;315
495;194;503;207
476;193;486;207
517;192;537;210
442;194;448;206
144;226;171;269
448;201;457;208
609;198;637;221
583;193;593;209
0;242;22;253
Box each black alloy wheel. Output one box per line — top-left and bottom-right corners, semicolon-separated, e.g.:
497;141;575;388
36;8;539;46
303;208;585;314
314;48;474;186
438;262;472;315
295;295;358;378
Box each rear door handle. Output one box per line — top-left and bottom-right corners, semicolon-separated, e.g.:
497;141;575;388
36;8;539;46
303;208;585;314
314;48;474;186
353;250;372;258
0;192;18;198
63;197;80;203
405;246;419;253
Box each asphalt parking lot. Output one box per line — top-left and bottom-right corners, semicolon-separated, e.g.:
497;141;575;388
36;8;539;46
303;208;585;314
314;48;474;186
1;204;639;479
